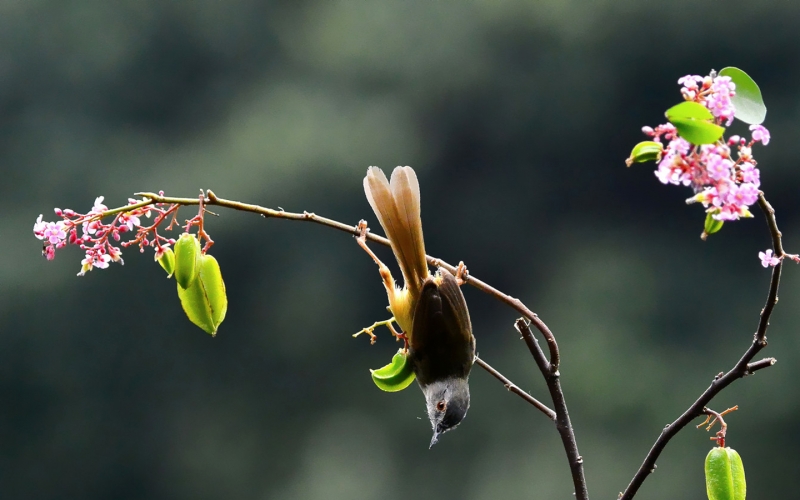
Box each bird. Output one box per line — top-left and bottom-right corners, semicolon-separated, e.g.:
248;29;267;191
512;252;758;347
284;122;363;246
358;165;476;447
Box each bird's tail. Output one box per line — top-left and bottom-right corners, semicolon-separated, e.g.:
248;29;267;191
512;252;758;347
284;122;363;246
363;166;429;297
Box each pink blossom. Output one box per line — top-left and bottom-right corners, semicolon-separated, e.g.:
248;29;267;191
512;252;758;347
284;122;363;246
154;243;171;260
705;154;733;181
118;213;140;231
726;182;759;208
705;76;736;125
739;162;760;187
750;124;770;145
715;205;740;221
78;250;112;276
33;215;47;239
42;221;67;245
44;245;56;261
91;196;108;213
678;75;703;100
759;249;780;267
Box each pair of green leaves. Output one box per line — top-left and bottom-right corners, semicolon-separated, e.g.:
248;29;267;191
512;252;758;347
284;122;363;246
159;233;228;336
666;67;766;146
705;446;746;500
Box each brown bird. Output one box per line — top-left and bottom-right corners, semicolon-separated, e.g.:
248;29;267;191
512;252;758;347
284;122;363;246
359;166;476;447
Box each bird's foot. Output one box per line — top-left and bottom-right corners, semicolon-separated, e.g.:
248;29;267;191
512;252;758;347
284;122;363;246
353;317;400;346
455;261;469;286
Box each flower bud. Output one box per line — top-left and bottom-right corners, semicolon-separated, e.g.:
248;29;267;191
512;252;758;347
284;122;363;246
705;446;746;500
173;233;201;289
177;253;227;336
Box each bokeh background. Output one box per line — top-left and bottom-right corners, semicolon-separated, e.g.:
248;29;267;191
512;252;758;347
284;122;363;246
3;1;800;498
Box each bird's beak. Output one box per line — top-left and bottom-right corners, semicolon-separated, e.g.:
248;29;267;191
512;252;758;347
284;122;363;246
429;424;443;448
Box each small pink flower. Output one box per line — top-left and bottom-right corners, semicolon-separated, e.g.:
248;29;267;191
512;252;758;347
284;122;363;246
726;182;759;208
119;213;140;231
705;154;733;181
92;196;108;213
759;249;780;267
750;124;770;145
678;75;703;87
154;243;171;260
739;162;760;187
33;215;47;239
108;246;124;263
705;76;736;125
42;221;67;245
44;245;56;261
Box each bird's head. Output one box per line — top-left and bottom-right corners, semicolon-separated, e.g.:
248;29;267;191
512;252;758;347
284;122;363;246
423;377;471;447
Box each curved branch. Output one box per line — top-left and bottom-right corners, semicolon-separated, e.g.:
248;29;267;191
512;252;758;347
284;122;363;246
130;193;580;488
136;190;561;370
475;356;556;420
517;319;588;500
619;194;784;500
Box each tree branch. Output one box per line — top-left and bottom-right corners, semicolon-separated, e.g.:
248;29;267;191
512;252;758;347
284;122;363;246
619;193;784;500
132;191;577;482
135;190;561;370
517;319;589;500
474;356;556;420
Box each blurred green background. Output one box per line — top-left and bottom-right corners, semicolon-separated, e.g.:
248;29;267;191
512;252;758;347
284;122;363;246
4;1;800;498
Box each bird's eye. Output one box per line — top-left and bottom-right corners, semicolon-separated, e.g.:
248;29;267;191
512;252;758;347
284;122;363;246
436;400;446;412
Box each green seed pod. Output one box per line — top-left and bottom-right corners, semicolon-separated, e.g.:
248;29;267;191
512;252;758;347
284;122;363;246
157;248;176;277
173;233;201;289
177;253;227;336
705;446;746;500
625;141;664;166
703;211;725;238
371;349;416;392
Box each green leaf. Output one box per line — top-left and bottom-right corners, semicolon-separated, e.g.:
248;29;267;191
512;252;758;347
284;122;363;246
371;349;416;392
626;141;664;166
705;447;746;500
670;118;725;145
719;67;766;125
665;101;725;145
666;101;714;121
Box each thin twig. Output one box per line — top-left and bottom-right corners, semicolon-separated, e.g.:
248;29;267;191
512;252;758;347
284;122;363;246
746;357;776;373
517;319;589;500
135;190;561;370
474;356;556;420
132;191;574;467
619;195;784;500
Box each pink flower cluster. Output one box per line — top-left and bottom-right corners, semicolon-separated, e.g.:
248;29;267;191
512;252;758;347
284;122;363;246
642;73;770;223
33;195;176;276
